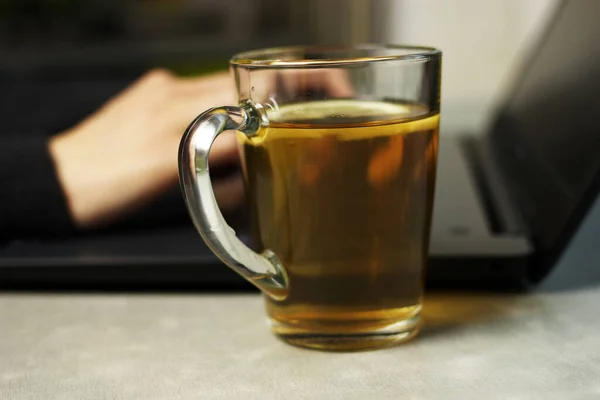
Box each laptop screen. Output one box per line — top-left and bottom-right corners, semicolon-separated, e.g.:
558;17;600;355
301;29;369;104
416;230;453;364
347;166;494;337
491;0;600;270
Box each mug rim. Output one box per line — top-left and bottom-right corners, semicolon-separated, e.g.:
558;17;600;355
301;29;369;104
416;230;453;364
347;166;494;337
230;44;441;68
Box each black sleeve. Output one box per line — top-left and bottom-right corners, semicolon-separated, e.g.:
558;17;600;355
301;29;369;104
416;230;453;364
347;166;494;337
0;131;75;241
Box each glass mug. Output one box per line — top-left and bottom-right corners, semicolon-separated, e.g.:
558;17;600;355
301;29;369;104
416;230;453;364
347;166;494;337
179;45;441;351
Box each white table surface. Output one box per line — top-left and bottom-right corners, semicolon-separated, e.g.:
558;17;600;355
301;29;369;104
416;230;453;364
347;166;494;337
1;194;600;400
1;288;600;400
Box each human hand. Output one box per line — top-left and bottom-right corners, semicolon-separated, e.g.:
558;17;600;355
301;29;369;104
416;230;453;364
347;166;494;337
49;69;243;229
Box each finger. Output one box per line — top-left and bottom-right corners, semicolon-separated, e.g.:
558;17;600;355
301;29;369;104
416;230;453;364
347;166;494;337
176;71;233;97
317;69;355;98
123;69;176;99
213;173;245;211
239;69;276;104
209;130;239;166
179;70;230;85
278;68;355;99
167;88;236;134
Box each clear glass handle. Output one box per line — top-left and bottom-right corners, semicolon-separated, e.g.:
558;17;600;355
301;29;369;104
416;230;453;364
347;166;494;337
178;103;288;301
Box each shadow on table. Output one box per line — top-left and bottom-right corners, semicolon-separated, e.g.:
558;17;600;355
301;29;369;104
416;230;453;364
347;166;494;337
420;293;525;340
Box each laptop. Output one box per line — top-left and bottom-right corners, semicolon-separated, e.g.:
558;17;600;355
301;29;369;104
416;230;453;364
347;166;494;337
1;0;599;291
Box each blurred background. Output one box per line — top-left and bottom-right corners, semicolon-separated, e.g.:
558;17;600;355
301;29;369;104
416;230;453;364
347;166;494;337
4;0;600;293
0;0;558;134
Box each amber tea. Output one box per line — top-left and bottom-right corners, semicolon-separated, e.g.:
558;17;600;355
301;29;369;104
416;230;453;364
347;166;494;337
238;100;439;350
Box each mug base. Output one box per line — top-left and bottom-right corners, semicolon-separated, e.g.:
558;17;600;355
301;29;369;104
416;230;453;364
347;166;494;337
270;313;422;351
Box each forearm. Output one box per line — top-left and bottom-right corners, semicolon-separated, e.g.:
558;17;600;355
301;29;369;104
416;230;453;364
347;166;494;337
0;132;74;241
